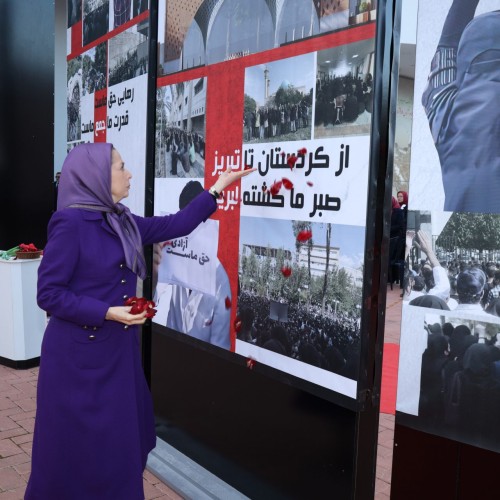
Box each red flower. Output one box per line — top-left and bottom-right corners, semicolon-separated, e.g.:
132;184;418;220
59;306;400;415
297;147;307;156
225;296;232;309
281;266;292;278
270;180;282;196
244;164;253;170
280;151;286;157
287;154;298;169
246;358;256;369
124;296;157;317
296;230;313;242
262;184;267;193
234;316;242;333
306;181;314;187
281;177;293;190
19;243;39;252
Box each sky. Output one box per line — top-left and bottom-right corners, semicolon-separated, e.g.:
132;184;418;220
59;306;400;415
239;216;365;269
244;52;315;106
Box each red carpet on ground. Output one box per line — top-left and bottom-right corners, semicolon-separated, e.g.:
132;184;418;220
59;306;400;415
380;343;399;415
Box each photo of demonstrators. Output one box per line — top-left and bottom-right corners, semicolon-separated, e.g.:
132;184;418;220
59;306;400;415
133;0;148;17
82;43;107;96
237;216;364;379
410;0;500;214
113;0;131;28
314;38;375;138
151;181;230;349
400;210;500;323
68;0;82;27
410;313;500;452
67;56;82;142
157;0;375;76
243;54;314;144
108;24;148;87
155;79;206;179
83;0;109;47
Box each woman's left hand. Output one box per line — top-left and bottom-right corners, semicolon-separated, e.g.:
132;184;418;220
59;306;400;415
211;167;256;193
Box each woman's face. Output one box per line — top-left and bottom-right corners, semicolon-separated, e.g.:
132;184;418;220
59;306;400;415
111;149;132;203
397;192;404;204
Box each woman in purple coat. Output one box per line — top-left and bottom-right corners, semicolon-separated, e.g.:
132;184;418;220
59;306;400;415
25;143;253;499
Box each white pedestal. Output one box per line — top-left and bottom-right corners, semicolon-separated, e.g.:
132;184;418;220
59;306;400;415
0;257;46;367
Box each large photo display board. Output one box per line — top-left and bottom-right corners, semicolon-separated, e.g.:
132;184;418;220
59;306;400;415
152;0;378;399
397;0;500;453
66;0;150;215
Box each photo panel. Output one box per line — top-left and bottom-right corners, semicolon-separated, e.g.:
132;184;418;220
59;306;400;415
314;38;375;139
68;0;82;28
243;53;314;145
236;216;365;396
83;0;110;47
108;23;148;87
155;78;207;179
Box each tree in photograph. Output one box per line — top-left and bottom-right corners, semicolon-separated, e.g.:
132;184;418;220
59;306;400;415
244;93;257;115
437;212;500;252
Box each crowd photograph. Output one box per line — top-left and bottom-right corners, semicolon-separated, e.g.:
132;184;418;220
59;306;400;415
83;0;109;46
82;42;107;96
155;81;206;179
314;39;374;138
238;217;364;378
108;27;148;87
243;54;314;144
417;312;500;452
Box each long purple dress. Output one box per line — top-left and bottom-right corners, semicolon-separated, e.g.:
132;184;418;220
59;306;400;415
25;191;216;499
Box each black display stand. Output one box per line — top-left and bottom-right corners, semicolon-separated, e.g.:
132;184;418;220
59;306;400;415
143;1;401;498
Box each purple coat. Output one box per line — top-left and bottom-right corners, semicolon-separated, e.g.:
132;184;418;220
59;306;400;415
25;191;216;500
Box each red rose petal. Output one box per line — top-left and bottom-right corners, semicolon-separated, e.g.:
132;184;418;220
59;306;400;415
162;241;172;247
244;164;253;170
246;358;256;369
262;184;267;193
270;180;282;196
296;229;313;242
287;155;298;169
280;151;286;157
225;296;232;309
297;147;307;156
281;266;292;278
306;181;314;187
282;177;293;190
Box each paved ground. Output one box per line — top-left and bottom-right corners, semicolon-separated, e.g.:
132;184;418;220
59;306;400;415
0;285;403;499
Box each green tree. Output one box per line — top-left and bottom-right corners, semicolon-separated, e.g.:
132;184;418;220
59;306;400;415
437;213;500;251
244;93;257;115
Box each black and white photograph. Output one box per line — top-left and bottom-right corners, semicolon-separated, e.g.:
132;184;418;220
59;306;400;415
155;79;206;179
68;0;82;27
237;216;364;382
397;209;500;452
82;42;107;96
67;56;82;142
243;54;314;144
314;38;375;138
108;24;148;87
410;312;500;453
83;0;109;47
